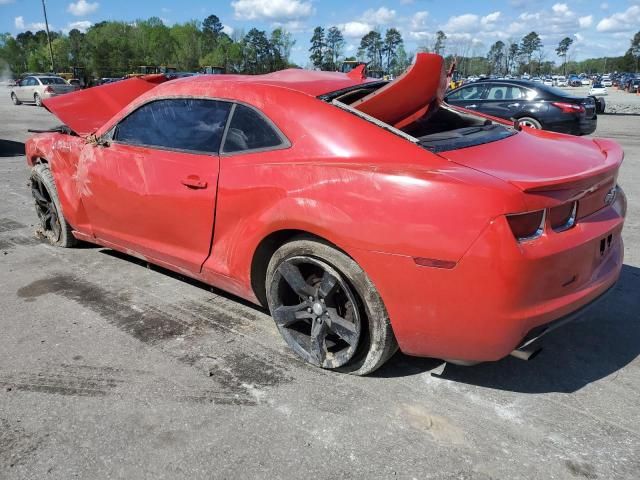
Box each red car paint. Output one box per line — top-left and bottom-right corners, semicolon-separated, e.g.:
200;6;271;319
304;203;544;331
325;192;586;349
26;53;626;363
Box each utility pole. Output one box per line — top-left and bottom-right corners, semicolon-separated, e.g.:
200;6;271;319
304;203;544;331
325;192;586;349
41;0;55;72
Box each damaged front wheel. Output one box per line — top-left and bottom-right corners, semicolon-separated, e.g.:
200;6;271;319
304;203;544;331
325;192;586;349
30;163;76;247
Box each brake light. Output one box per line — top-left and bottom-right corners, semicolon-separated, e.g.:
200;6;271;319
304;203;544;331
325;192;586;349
506;210;545;241
44;86;54;93
552;102;585;114
549;201;577;232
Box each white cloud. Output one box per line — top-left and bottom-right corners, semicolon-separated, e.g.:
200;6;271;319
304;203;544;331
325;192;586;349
596;5;640;32
337;21;372;38
0;0;15;4
65;20;92;33
481;11;501;26
222;24;234;35
67;0;99;17
410;11;429;30
231;0;314;22
578;15;593;28
14;16;24;29
443;13;479;33
361;7;396;25
551;3;570;15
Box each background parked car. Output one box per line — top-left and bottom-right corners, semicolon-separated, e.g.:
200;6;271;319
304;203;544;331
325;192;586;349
10;75;77;106
624;78;640;93
589;83;608;96
445;79;597;135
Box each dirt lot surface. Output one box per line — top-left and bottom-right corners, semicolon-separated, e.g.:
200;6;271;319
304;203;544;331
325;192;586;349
1;90;639;480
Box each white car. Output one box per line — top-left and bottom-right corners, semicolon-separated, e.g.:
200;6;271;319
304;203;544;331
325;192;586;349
589;84;608;96
581;78;591;86
556;76;568;87
10;75;77;106
601;76;612;87
543;78;553;86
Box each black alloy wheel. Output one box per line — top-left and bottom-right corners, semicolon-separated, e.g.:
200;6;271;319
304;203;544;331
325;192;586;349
270;256;361;369
31;174;62;243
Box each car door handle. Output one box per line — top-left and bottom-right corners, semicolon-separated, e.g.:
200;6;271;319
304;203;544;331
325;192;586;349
181;175;207;189
507;103;520;108
466;104;477;108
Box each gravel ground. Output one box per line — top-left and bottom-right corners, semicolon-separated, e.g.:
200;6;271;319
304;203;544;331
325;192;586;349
1;89;639;480
561;85;640;114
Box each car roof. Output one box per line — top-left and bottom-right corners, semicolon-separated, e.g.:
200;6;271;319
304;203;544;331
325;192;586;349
155;68;377;98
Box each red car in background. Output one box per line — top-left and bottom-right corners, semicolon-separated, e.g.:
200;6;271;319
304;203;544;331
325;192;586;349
25;54;626;375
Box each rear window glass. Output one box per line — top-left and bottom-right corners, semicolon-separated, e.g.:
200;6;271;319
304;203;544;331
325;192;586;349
115;98;231;153
39;77;68;85
222;104;283;153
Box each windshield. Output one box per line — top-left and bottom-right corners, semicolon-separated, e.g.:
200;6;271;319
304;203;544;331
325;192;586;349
39;77;68;85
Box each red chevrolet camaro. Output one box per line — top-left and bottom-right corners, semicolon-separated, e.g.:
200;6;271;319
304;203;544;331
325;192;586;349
25;54;626;375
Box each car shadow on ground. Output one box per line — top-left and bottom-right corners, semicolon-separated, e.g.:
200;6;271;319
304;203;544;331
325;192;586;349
97;248;639;393
98;249;269;312
374;264;640;394
0;139;25;157
602;112;640;117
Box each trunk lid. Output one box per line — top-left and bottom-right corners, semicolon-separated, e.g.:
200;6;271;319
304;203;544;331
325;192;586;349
439;129;622;195
351;53;447;129
49;84;76;94
42;75;169;137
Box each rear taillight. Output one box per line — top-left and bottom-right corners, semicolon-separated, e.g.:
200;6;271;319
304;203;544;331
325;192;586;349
552;102;585;114
44;86;54;93
549;201;577;232
506;210;545;242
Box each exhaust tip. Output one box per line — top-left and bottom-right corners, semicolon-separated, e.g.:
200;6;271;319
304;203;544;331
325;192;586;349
510;347;542;361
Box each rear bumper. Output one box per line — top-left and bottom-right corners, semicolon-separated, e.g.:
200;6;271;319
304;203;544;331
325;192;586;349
353;189;626;363
548;116;597;136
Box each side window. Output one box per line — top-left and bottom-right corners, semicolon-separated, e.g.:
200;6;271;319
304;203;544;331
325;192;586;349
114;98;231;153
222;104;284;154
487;85;508;100
457;84;487;100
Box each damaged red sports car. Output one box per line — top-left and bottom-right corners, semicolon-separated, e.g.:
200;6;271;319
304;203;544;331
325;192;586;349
25;54;626;375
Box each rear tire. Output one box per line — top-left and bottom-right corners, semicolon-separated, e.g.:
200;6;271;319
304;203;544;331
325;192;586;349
34;93;42;107
30;163;77;247
11;92;21;105
266;238;398;375
517;117;542;129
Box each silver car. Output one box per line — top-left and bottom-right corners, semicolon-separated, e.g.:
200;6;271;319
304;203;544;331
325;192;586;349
10;75;76;107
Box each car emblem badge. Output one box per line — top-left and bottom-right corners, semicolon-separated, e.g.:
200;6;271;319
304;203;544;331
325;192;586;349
604;187;617;206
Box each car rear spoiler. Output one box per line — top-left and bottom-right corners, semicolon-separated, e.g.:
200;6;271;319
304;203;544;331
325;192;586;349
41;75;169;137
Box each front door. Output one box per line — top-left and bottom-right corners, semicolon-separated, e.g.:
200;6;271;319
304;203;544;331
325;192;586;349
78;98;232;273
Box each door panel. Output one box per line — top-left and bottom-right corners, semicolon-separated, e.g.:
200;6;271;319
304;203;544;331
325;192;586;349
79;142;219;272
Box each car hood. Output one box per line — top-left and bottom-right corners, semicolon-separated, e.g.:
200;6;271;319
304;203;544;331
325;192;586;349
439;129;623;193
350;53;446;129
42;75;169;137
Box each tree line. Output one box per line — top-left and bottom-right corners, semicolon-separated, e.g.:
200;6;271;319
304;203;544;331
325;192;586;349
428;30;640;76
309;26;410;75
1;14;639;80
0;15;296;77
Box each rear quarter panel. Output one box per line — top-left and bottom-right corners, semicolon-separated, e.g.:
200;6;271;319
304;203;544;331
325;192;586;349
201;88;526;303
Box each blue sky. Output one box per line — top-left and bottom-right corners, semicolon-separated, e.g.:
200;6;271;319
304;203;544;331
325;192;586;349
2;0;639;66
